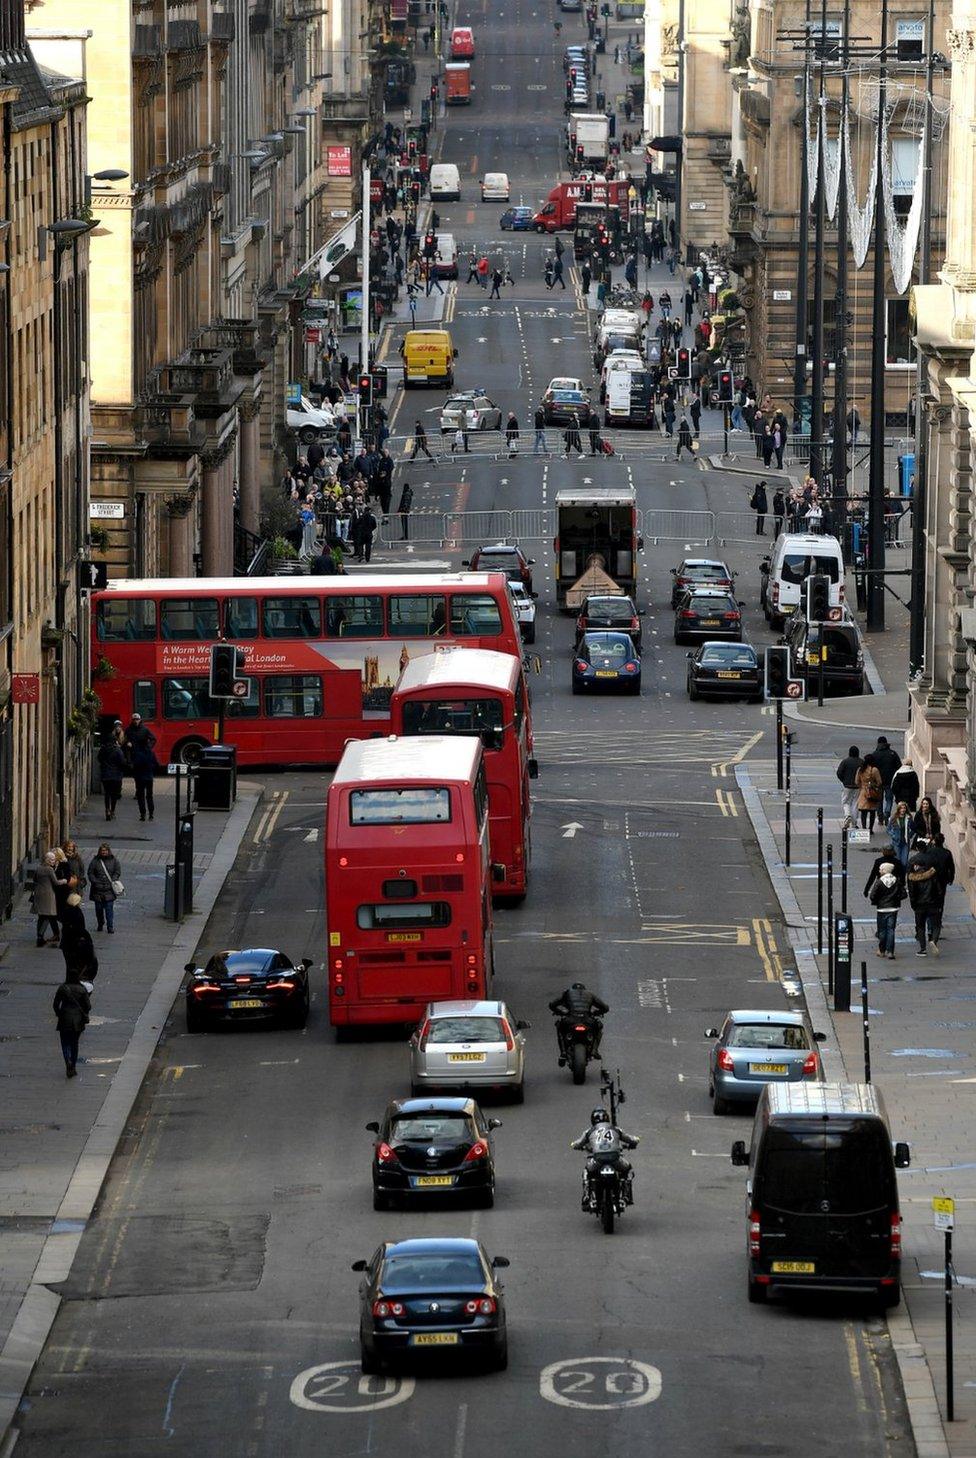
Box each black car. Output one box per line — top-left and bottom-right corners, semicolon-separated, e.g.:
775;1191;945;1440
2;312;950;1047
670;557;735;608
674;587;742;644
366;1097;502;1210
572;631;641;694
575;594;642;650
782;608;865;696
687;641;763;702
354;1237;509;1373
184;947;312;1031
543;387;590;425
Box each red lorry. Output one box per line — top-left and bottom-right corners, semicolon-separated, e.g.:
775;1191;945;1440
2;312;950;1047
531;177;630;232
445;62;472;104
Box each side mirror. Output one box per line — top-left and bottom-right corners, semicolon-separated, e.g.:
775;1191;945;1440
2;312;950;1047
731;1140;748;1167
184;962;196;973
454;348;459;358
365;1121;380;1134
687;651;693;660
462;558;471;566
528;758;539;780
491;1255;510;1269
705;1027;719;1038
488;1117;503;1129
895;1142;911;1169
491;862;505;883
637;609;645;616
813;1031;826;1043
351;1259;368;1272
301;958;313;970
528;558;536;565
670;567;677;575
515;1019;530;1031
636;535;644;550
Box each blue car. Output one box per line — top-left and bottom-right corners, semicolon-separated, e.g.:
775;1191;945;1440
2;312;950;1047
500;206;534;231
572;631;641;695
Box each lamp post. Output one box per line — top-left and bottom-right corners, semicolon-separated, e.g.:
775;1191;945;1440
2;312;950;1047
831;0;852;528
809;0;829;482
866;0;889;631
793;0;813;433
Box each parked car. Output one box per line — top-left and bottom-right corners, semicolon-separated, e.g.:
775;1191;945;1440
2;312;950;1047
286;395;336;442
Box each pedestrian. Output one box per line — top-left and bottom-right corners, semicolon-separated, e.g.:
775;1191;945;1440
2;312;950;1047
659;289;672;319
129;731;157;822
689;396;701;436
911;795;941;845
749;479;768;535
683;288;694;326
465;250;479;285
533;404;548;456
772;420;785;470
906;839;940;955
477;255;489;288
412;419;434;461
59;892;96;981
87;842;122;933
772;487;786;536
407;282;418;323
864;735;902;820
928;832;956;946
33;850;61;947
376;448;394;520
835;745;863;827
624;254;638;290
97;734;127;822
564;413;583;457
53;846;80;921
663;397;676;437
588;407;602;456
544;257;554;290
886;802;914;870
890;761;920;812
868;861;905;960
397;481;414;541
489;267;503;299
855;758;883;834
505;412;520;457
53;969;91;1079
581;263;592;297
425;260;444;296
553;254;566;289
675;415;695;460
805;498;823;534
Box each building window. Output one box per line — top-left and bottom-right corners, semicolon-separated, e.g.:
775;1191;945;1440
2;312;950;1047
810;19;841;62
895;18;924;60
886;298;916;367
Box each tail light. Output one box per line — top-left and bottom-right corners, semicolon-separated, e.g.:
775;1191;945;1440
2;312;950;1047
233;976;251;984
191;981;221;995
372;1299;405;1318
266;978;297;991
575;659;588;672
772;582;780;606
890;1212;902;1257
376;1142;400;1165
630;619;639;631
463;1140;488;1163
717;1048;734;1072
749;1208;761;1256
801;1051;819;1075
624;661;637;671
416;1016;431;1050
502;1020;515;1051
724;612;740;622
463;1297;496;1315
573;1023;588;1032
681;610;696;619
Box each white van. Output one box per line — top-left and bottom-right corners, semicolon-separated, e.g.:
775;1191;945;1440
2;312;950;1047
761;531;846;628
481;172;510;201
432;233;459;278
429;163;461;201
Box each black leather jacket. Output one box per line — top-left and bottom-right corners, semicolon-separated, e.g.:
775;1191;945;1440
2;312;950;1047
549;986;609;1019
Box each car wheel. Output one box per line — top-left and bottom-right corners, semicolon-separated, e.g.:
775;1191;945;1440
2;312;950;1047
674;633;684;646
572;680;582;694
878;1285;901;1310
361;1343;384;1375
372;1188;391;1212
490;1337;508;1371
299;426;317;444
712;1094;729;1115
751;692;764;704
185;1002;206;1035
747;1273;767;1305
688;681;699;701
628;680;641;695
476;1184;495;1210
289;996;310;1030
410;1083;423;1097
510;1080;525;1105
523;624;535;644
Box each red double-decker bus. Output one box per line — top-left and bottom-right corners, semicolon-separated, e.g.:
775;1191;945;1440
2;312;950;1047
390;648;537;901
90;574;521;766
325;735;494;1028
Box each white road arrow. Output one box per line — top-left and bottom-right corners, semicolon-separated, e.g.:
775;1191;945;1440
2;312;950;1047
561;822;583;839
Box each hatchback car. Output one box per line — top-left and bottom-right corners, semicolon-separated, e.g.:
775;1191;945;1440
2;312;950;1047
500;205;534;231
440;391;502;434
354;1237;509;1373
670;557;735;608
409;1000;528;1102
184;948;312;1032
572;631;641;694
674;587;742;644
367;1097;501;1210
542;386;590;425
687;641;763;702
575;593;642;650
706;1009;825;1114
463;542;535;594
509;581;536;643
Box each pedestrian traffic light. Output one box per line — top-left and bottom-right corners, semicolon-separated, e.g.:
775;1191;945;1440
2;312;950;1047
429;82;437;102
359;372;373;405
805;573;831;623
209;643;244;699
718;370;734;404
676;347;691;380
764;644;791;700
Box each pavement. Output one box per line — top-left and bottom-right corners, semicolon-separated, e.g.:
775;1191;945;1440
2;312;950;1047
0;773;262;1448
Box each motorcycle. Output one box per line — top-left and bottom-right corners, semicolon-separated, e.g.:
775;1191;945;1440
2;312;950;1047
554;1012;602;1084
583;1152;633;1235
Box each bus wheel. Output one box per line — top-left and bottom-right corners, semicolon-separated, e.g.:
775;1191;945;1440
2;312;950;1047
173;738;208;767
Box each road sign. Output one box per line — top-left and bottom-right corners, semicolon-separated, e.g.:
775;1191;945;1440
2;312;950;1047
785;679;804;699
648;341;661;364
231;679;250;699
667;367;678;380
11;673;40;704
847;828;870;844
933;1196;955;1232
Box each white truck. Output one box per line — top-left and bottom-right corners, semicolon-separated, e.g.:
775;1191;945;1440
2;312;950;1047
567;113;610;166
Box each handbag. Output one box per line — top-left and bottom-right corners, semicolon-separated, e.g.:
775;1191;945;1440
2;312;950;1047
111;878;125;897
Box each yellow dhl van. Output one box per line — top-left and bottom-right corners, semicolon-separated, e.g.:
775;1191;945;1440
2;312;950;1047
402;329;457;387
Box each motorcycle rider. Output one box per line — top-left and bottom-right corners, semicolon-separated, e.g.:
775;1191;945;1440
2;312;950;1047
571;1108;640;1210
548;982;609;1063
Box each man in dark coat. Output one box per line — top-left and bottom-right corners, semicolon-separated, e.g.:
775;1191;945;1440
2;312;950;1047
53;970;91;1078
375;448;394;520
397;482;414;541
129;735;157;821
864;736;902;820
925;833;956;952
675;416;695;461
835;745;863;826
750;479;768;535
906;840;940;955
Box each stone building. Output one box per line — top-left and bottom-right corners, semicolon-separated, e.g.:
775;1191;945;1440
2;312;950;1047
727;0;949;419
909;0;976;912
0;0;91;902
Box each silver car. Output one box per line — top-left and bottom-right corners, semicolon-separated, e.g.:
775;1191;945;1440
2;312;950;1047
705;1009;825;1114
440;392;502;434
508;582;536;644
409;1000;528;1103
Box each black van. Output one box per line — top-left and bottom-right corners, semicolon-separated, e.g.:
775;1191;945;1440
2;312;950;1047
731;1083;910;1307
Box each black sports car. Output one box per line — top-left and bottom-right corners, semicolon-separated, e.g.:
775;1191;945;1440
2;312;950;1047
367;1097;501;1209
184;948;312;1032
354;1237;509;1373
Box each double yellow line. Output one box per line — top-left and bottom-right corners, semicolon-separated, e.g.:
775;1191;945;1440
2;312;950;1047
752;916;784;982
716;787;738;817
444;282;457;323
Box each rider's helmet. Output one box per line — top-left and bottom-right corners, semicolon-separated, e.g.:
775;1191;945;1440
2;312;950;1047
590;1107;610;1125
572;981;586;990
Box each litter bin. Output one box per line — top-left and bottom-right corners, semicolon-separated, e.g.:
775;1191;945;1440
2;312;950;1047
195;744;237;811
898;452;915;496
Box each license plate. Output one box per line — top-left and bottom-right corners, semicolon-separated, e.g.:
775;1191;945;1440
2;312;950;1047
750;1063;788;1075
411;1331;459;1346
716;671;741;679
448;1052;486;1062
595;670;617;677
771;1261;815;1274
701;619;720;626
387;933;422;943
415;1175;454;1187
228;998;263;1010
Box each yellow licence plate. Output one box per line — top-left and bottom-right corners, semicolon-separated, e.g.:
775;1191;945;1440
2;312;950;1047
387;933;422;943
228;999;263;1010
701;619;721;626
595;670;617;677
411;1332;459;1346
416;1175;454;1187
771;1261;815;1274
717;671;741;679
448;1052;486;1062
750;1063;788;1075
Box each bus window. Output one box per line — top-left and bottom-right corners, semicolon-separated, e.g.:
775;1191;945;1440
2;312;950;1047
160;598;220;641
134;681;157;719
389;594;448;637
325;594;384;638
474;764;489;828
262;597;322;638
514;677;525;736
96;598;156;642
350;786;452;824
264;674;323;717
401;697;503;737
449;594;503;636
224;597;259;639
163;677;216;719
356;902;452;929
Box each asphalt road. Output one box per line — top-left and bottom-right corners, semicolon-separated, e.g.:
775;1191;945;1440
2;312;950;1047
14;4;913;1455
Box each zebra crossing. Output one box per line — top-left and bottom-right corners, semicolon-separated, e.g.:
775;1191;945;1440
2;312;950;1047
535;727;764;769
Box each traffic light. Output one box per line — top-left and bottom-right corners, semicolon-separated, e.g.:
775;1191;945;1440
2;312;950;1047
576;145;584;166
718;370;734;404
209;643;243;699
805;573;831;623
764;645;791;700
407;138;416;159
358;372;373;406
676;347;691;380
583;182;593;202
410;180;421;204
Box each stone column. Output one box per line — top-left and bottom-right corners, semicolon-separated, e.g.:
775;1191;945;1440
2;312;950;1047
238;396;262;537
166;497;196;578
200;430;238;577
941;11;976;286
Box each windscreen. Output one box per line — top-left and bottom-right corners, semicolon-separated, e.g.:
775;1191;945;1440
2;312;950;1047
390;1114;473;1141
758;1124;895;1214
427;1016;506;1044
401;697;504;737
381;1252;484;1290
350;787;451;825
727;1023;809;1050
780;553;841;585
700;646;756;667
